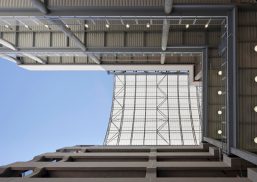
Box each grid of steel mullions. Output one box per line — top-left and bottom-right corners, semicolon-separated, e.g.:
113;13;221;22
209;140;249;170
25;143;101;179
105;73;202;145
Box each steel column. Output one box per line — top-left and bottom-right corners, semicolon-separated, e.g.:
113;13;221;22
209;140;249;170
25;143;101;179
160;53;166;65
226;7;237;154
161;19;170;51
164;0;173;14
202;48;208;140
177;73;184;145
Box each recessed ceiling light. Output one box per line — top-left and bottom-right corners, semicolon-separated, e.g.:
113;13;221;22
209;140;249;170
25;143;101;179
254;106;257;112
218;71;223;76
186;24;190;29
218;91;222;95
4;25;9;29
255;76;257;83
205;24;209;28
218;110;222;115
254;137;257;144
218;130;222;135
105;24;110;28
126;24;130;28
254;45;257;52
146;23;150;28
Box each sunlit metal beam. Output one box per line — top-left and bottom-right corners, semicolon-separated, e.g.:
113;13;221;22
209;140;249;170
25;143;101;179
31;0;49;14
0;54;21;64
23;53;46;64
161;19;170;51
160;53;166;64
195;70;202;80
89;55;101;65
164;0;173;14
0;38;17;51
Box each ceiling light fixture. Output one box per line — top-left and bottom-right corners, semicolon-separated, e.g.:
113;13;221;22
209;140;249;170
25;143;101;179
254;45;257;52
24;24;29;29
218;71;223;76
254;106;257;113
254;137;257;144
85;24;89;28
65;24;69;28
186;24;190;29
105;24;110;28
218;130;222;135
255;76;257;83
146;23;150;28
4;25;9;29
126;24;130;29
44;24;49;28
205;23;209;28
218;110;222;115
218;91;222;95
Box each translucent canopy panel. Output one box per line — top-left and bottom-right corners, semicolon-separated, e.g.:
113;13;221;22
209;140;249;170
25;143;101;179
104;72;202;146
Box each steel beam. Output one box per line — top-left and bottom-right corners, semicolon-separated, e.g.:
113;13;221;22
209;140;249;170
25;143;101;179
19;64;199;87
48;19;100;64
164;0;173;14
177;73;184;145
23;53;46;64
202;48;208;140
31;0;49;14
49;19;86;52
0;47;205;55
195;70;202;81
0;5;235;16
226;7;237;154
204;137;223;149
231;148;257;166
160;53;166;64
88;55;101;65
0;38;17;51
161;19;170;51
0;54;21;64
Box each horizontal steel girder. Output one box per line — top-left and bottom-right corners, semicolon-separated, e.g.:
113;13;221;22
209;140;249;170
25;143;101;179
0;47;205;56
0;5;234;17
19;64;201;86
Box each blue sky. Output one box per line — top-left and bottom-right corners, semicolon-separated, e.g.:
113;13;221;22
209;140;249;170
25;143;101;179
0;59;113;165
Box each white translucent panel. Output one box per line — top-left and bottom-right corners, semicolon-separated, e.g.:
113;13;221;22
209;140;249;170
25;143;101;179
169;109;179;117
169;75;177;85
133;122;145;131
105;73;202;146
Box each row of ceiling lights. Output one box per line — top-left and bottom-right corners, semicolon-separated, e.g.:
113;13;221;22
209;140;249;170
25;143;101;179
217;45;257;144
104;23;151;29
185;23;210;29
5;23;152;30
4;21;213;30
